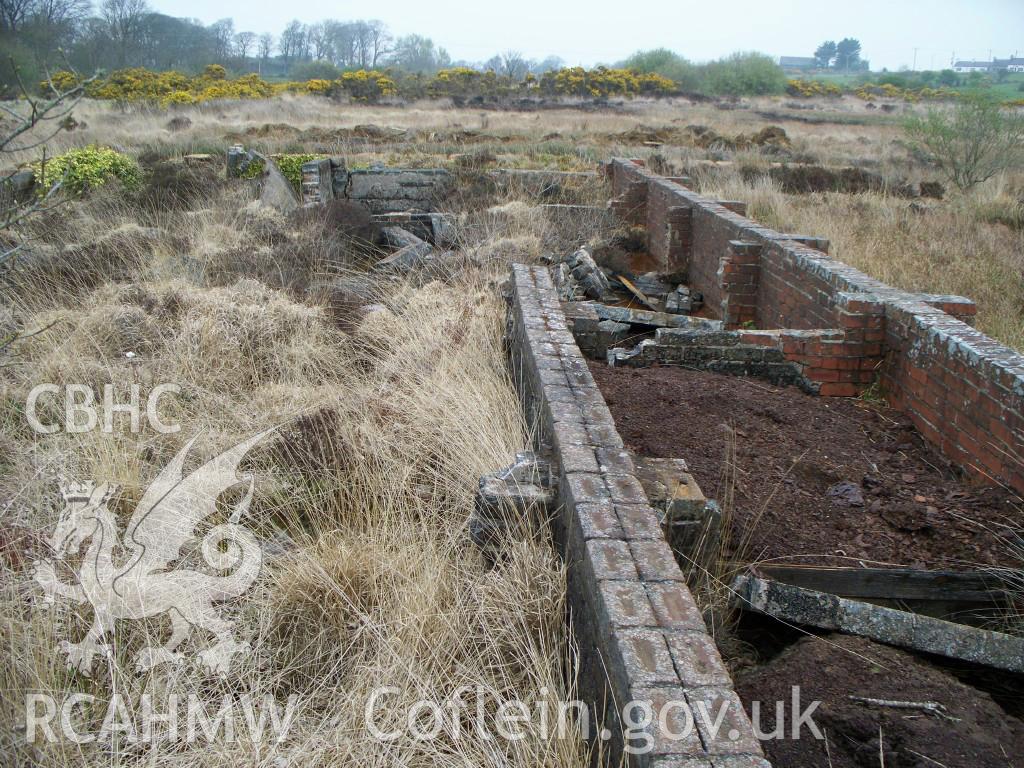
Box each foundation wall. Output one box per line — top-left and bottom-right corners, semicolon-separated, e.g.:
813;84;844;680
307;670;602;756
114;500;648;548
606;158;1023;495
507;264;767;768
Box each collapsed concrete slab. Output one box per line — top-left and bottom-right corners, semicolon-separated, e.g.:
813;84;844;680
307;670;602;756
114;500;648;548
259;158;300;214
733;574;1024;673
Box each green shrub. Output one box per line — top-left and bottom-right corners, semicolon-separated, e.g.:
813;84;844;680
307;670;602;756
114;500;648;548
702;52;787;96
33;146;141;194
903;95;1024;191
274;154;321;190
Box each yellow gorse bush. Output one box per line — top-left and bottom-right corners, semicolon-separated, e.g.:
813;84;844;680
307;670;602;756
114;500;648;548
44;65;674;106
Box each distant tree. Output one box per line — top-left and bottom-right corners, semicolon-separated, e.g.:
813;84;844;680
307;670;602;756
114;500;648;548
208;18;236;64
101;0;149;66
257;32;274;70
904;94;1024;191
620;48;699;90
279;20;306;63
388;33;449;73
307;21;332;62
835;38;861;71
17;0;91;64
234;31;255;65
500;50;528;80
813;40;836;69
533;55;563;74
938;69;959;87
0;0;35;31
351;19;389;67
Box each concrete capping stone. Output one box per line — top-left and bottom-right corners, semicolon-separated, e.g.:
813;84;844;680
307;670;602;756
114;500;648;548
507;263;766;766
626;687;707;757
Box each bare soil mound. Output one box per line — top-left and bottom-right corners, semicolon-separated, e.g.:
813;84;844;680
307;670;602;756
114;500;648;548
735;634;1024;768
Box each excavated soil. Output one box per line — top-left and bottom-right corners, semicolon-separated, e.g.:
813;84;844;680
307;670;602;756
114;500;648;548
734;634;1024;768
591;364;1023;569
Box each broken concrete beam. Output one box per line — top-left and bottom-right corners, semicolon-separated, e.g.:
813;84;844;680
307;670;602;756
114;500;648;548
330;158;349;199
0;168;35;205
584;303;723;330
469;451;554;562
381;226;425;250
301;158;334;205
226;144;250;178
597;319;633;351
371;212;455;246
429;212;457;248
375;241;434;272
665;285;701;314
733;574;1024;673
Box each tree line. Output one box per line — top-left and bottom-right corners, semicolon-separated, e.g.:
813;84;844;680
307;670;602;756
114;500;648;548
0;0;572;90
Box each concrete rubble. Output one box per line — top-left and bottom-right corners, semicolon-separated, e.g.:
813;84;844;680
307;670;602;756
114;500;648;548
633;456;720;563
469;451;554;562
558;246;611;300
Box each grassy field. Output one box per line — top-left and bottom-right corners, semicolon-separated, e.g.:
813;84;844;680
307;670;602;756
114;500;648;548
0;90;1022;765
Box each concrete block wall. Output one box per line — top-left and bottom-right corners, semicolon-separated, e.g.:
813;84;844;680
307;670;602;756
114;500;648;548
507;264;767;768
606;158;1024;495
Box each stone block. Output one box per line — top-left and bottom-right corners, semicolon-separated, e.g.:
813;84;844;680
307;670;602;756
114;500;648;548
630;540;685;583
664;631;731;687
646;584;707;632
687;687;761;756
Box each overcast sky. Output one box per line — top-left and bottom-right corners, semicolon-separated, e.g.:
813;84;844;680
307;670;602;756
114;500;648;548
158;0;1023;71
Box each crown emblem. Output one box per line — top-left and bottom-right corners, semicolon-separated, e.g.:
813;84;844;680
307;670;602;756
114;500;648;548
61;481;97;502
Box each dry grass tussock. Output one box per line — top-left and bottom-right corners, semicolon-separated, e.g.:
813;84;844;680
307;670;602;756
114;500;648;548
0;175;586;765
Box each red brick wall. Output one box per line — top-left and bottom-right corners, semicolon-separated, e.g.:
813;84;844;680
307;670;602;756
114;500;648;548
882;301;1024;490
607;158;1023;496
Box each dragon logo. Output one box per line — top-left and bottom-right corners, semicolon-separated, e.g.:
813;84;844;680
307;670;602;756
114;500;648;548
32;430;273;678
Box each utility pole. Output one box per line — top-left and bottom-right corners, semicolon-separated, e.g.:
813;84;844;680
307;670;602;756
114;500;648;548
912;47;918;71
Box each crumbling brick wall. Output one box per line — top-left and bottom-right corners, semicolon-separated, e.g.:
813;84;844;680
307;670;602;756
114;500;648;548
606;157;1024;496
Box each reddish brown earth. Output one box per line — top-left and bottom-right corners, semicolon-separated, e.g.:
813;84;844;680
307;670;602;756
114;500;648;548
735;634;1024;768
591;364;1023;569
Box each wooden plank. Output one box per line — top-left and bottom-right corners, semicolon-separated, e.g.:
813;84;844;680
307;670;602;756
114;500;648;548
615;274;660;311
749;563;1007;603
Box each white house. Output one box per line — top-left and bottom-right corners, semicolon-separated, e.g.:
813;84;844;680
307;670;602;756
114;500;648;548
953;60;993;73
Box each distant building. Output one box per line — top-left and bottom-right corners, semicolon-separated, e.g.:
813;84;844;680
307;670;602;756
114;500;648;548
953;56;1024;73
953;60;994;73
779;56;817;71
994;56;1024;72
